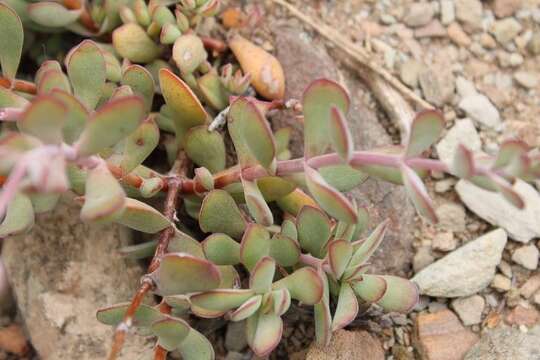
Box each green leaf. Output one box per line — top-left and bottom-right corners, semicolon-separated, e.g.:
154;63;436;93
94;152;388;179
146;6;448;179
29;193;60;213
375;275;419;313
250;257;276;294
37;69;71;95
17;95;67;144
0;192;34;237
0;3;23;80
314;267;331;346
280;219;297;241
120;117;159;174
159;68;208;137
488;173;525;209
112;23;161;63
153;253;221;296
242;177;273;226
240;224;271;271
302;79;350;158
184;126;226;173
76;96;146;156
190;289;255;317
353;146;407;184
172;34;207;74
119;240;157;259
27;2;81;27
198;72;229;110
328;239;353;279
331;282;358;331
0;87;28;108
177;328;215;360
202;233;241;265
452;144;474;179
400;163;437;223
274;127;291;155
96;302;164;327
405;110;444;157
270;288;291;316
199;190;246;239
269;233;300;267
168;228;205;258
66;40;106;109
152;316;191;351
304;165;357;224
50;90;89;145
101;47;122;83
272;267;323;305
351;274;387;304
329;106;353;163
115;198;170;233
164;295;191;314
494;140;528;169
246;312;283;357
348;219;389;268
228;97;276;169
194;167;214;191
160;23;182;45
257;176;296;202
80;163;126;222
228;295;262;322
318;165;368;192
296;205;331;258
276;188;319;216
122;65;155;112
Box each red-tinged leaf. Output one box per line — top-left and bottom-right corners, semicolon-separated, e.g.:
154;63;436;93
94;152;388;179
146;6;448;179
76;96;146;156
115;198;170;233
329;106;353;163
152;316;191;351
319;164;368;192
242;177;273;226
0;193;34;237
405;109;444;157
246;312;283;357
400;163;438;223
50;89;89;144
276;188;319;216
37;69;71;95
270;288;291;316
250;257;276;294
332;282;359;331
342;263;370;282
0;3;23;80
302;79;350;158
349;219;390;267
199;190;247;239
202;233;240;265
198;71;230;111
269;233;300;267
314;266;331;346
328;239;353;279
120;117;160;174
257;176;296;202
217;265;240;289
176;327;215;360
122;64;155;112
168;228;204;258
494;140;529;169
172;34;207;75
27;2;81;27
240;224;271;271
185;126;226;174
17;95;67;144
488;173;525;209
452;144;475;179
375;275;419;313
96;302;163;327
304;164;357;224
228;295;262;322
164;295;191;313
153;253;221;296
351;274;387;304
190;289;255;316
228;97;276;169
296;205;332;258
272;267;323;305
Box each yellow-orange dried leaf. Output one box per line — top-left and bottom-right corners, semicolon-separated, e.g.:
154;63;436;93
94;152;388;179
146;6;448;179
221;7;247;29
0;324;28;355
229;35;285;100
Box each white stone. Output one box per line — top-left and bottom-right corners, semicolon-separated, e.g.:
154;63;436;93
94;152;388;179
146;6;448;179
456;180;540;243
440;0;455;25
412;229;507;297
455;0;483;31
436;202;466;233
455;77;478;98
514;71;539;89
512;245;539;270
491;274;512;292
404;3;435;27
490;18;523;44
433;231;458;252
436;119;482;166
458;94;501;129
451;295;485;326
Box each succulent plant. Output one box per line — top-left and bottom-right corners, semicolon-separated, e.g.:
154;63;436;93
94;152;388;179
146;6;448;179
1;1;540;359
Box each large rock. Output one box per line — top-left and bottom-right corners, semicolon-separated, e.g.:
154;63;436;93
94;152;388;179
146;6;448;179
2;196;154;359
465;325;540;360
456;180;540;243
271;24;416;276
306;330;384;360
412;229;507;297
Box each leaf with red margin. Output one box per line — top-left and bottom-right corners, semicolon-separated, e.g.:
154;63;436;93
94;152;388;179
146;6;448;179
272;267;323;305
190;289;255;318
242;177;274;226
296;205;332;258
240;224;271;271
152;316;191;351
199;190;247;239
269;233;300;267
17;95;67;144
246;312;283;357
120;117;160;174
115;198;170;234
249;257;276;294
452;144;475;179
271;288;291;316
202;233;240;265
376;275;419;313
314;266;331;346
488;173;525;209
331;282;359;331
351;274;387;304
400;163;438;223
177;327;215;360
228;295;262;322
405;109;444;157
96;302;164;327
329;106;354;163
349;220;390;267
0;3;23;80
328;239;353;279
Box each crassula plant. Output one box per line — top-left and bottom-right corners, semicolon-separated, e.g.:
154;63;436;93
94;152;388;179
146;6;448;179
1;1;540;359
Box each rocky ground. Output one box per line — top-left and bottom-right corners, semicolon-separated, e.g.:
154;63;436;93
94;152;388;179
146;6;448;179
0;0;539;359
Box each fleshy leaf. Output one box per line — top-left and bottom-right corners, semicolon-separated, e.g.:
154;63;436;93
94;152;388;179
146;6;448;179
276;188;319;216
351;274;387;304
37;69;71;95
296;205;331;258
452;144;474;179
29;193;60;214
304;165;357;224
115;198;170;233
488;173;525;209
302;79;350;158
228;295;262;322
242;177;273;226
164;295;191;314
218;265;240;289
375;275;419;313
17;95;67;144
168;228;205;258
348;219;389;268
269;233;300;267
400;163;437;223
240;224;271;271
494;140;529;169
152;316;191;351
172;34;207;74
199;190;246;239
272;267;323;305
120;117;160;174
112;23;161;63
96;303;163;327
228;97;276;169
202;233;241;265
405;110;444;157
66;40;106;109
0;193;34;237
250;257;276;294
280;219;297;240
198;72;229;110
76;96;145;156
153;253;221;296
119;240;157;260
177;328;215;360
257;176;296;201
246;312;283;357
0;87;28;108
328;239;353;279
318;165;368;192
0;3;23;80
271;288;291;316
27;2;81;27
329;106;353;163
50;89;89;144
80;162;126;222
184;126;226;173
190;289;255;317
314;267;331;346
331;282;358;331
121;65;154;112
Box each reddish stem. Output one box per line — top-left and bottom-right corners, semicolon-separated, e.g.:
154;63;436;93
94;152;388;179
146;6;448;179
201;36;228;53
0;78;37;94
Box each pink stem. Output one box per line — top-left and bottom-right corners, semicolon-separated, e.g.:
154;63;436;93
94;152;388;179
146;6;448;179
0;108;23;122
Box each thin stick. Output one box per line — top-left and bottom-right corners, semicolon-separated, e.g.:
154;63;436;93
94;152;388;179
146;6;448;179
269;0;433;110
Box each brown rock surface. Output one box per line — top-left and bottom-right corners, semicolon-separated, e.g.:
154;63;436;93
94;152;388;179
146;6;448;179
306;330;384;360
414;309;479;360
2;196;154;359
0;324;29;355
